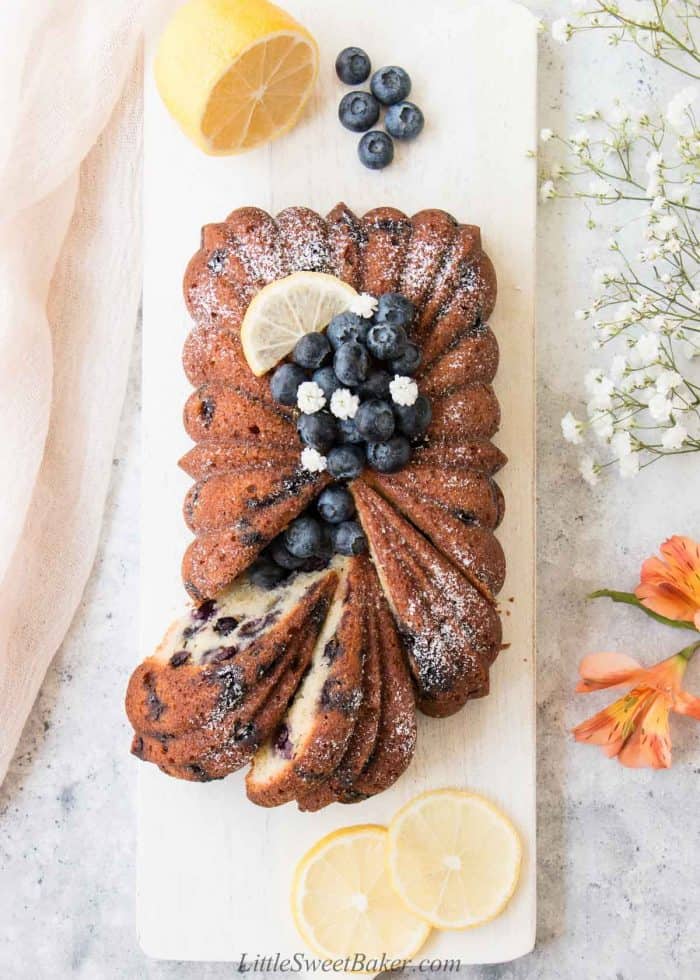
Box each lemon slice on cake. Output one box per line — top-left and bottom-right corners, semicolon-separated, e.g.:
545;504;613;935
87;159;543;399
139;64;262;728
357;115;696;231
291;825;431;964
155;0;319;156
241;271;358;375
387;789;522;930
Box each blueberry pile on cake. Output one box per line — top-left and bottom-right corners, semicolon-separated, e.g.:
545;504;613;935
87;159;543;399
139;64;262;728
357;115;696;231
126;203;506;810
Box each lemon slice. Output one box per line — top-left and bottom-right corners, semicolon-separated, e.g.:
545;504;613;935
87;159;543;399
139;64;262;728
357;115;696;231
241;272;358;375
292;825;431;965
388;789;522;930
155;0;319;156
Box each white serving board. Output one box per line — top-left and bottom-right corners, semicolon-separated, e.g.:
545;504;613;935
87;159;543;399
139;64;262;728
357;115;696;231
139;0;537;967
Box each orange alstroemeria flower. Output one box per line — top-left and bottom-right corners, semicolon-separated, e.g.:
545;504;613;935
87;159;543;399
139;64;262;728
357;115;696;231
635;535;700;630
572;646;700;769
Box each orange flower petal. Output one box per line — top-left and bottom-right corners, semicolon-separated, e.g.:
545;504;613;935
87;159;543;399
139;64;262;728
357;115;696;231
636;535;700;625
576;652;643;693
674;691;700;720
617;695;672;769
572;689;651;752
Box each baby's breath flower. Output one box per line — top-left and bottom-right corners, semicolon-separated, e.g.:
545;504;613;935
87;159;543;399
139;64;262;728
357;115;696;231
540;180;556;203
580;455;600;486
662;421;688;450
541;3;700;482
562;411;584;445
619;452;640;479
552;18;572;44
666;86;699;132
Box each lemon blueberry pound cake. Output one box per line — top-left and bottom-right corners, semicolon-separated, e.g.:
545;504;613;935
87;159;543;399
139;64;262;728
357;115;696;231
126;202;506;809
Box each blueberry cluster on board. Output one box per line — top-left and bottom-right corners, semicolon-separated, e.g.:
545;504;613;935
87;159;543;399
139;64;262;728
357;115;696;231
257;292;432;583
335;47;424;170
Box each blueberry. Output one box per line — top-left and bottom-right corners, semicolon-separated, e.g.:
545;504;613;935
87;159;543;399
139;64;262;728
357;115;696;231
334;341;370;386
327;444;365;480
270;363;308;406
269;538;306;570
394;394;432;438
331;521;368;556
356;399;395;442
249;558;289;590
358;131;394;170
385;101;424;140
339;91;380;132
284;516;324;558
366;323;408;361
335;47;371;85
317;486;355;524
389;343;422;376
359;369;392;400
375;292;416;328
312;365;344;401
370;66;411;105
327;311;368;349
293;332;331;370
297;411;337;453
337;417;364;444
366;436;412;473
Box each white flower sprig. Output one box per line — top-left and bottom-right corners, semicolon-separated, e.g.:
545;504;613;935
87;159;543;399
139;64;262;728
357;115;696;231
542;2;700;483
551;2;700;80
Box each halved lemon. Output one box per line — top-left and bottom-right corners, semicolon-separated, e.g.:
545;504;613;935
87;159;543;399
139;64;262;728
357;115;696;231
155;0;319;156
387;789;522;930
241;271;358;375
291;825;431;965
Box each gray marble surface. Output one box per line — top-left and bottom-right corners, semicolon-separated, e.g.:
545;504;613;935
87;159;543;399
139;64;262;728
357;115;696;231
2;3;700;977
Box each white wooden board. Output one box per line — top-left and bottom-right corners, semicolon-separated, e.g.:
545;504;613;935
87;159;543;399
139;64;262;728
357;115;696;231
139;0;537;966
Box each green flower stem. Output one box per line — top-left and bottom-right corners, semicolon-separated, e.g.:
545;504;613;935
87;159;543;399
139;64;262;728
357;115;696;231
677;639;700;662
589;589;700;632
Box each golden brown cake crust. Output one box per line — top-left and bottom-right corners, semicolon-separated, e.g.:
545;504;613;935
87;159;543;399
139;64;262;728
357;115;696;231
126;202;506;803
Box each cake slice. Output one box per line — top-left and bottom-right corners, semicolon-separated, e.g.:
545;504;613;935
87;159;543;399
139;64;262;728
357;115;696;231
130;569;338;776
296;564;382;811
246;557;365;807
352;481;502;717
126;566;339;743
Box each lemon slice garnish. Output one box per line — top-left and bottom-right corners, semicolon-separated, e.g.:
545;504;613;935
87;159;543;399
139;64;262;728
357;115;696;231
388;789;522;930
291;825;431;965
241;271;358;375
155;0;319;156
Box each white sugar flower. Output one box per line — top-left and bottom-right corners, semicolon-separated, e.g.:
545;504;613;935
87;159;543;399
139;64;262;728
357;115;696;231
619;452;640;479
579;455;600;487
551;18;572;43
666;86;698;131
651;196;667;212
662;422;688;450
390;375;419;407
300;447;327;473
349;293;378;319
648;393;672;422
297;381;326;414
330;388;359;420
656;370;683;395
540;180;556;203
540;128;554;142
561;411;583;445
611;430;633;458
